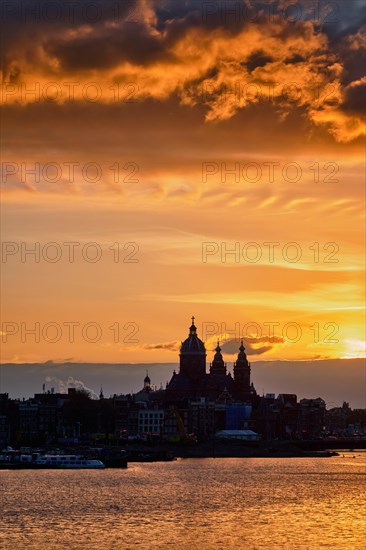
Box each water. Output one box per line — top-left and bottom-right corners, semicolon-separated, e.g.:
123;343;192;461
0;454;365;549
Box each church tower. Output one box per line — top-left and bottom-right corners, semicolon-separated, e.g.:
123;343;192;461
210;341;227;377
233;340;252;401
179;317;206;382
143;370;151;392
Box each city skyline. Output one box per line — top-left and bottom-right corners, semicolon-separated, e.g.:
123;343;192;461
1;319;365;408
1;357;364;407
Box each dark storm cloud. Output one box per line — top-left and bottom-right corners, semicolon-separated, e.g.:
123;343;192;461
1;0;137;29
342;79;366;114
337;26;366;86
0;0;138;74
2;0;365;75
152;0;250;35
36;0;257;72
45;23;171;70
283;53;306;64
2;0;365;43
319;0;366;39
245;50;274;71
151;0;366;34
152;0;366;38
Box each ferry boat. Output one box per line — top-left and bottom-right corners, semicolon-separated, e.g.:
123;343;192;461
34;455;105;469
0;453;105;469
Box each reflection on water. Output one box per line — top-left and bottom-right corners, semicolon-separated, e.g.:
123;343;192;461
0;453;365;549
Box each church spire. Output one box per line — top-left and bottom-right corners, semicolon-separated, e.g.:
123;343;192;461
236;340;248;364
233;339;252;401
210;339;226;376
144;370;151;391
189;316;197;335
214;340;222;358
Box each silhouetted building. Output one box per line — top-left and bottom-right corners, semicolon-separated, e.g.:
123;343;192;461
226;404;252;430
233;341;255;402
299;398;326;439
143;371;152;392
255;393;299;440
166;318;256;404
325;402;351;435
189;398;215;439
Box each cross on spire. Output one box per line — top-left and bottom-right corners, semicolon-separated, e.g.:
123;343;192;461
189;316;197;335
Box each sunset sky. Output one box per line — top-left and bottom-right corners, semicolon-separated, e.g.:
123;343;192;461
1;1;365;403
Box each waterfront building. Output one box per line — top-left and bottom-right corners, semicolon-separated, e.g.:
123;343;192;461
299;398;326;439
138;408;165;435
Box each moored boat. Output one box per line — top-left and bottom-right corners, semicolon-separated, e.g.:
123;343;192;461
0;453;105;469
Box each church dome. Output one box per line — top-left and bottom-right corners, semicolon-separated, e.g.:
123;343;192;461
180;317;206;355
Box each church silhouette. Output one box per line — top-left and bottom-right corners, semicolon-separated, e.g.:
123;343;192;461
165;318;256;403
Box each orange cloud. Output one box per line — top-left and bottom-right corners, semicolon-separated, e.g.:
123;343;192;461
1;4;364;142
142;340;181;351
